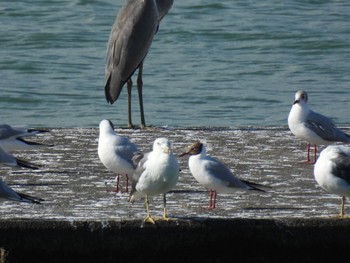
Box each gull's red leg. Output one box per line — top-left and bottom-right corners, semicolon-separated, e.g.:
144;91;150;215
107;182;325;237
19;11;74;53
303;143;317;164
311;144;317;164
113;175;120;192
123;175;129;193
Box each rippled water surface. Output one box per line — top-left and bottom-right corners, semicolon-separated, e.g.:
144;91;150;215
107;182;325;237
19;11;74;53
1;0;349;128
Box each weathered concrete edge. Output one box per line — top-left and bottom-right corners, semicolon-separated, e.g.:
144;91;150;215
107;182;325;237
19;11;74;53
1;218;350;262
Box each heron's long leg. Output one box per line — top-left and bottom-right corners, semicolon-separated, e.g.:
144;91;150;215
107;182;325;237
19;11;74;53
137;62;146;129
127;79;133;129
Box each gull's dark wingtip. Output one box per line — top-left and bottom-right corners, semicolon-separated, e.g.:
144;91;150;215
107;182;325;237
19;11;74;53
16;158;40;170
18;192;44;204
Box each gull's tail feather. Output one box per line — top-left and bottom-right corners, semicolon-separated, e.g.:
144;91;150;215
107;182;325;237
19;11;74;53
242;180;270;192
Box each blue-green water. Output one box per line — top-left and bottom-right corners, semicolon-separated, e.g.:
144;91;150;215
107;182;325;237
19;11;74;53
1;0;349;128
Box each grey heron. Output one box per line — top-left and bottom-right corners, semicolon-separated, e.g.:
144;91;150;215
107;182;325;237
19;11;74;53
104;0;174;129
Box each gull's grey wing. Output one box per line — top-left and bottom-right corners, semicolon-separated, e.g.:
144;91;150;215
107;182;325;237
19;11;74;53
0;124;23;140
305;110;350;143
115;137;139;164
0;147;39;169
331;152;350;184
0;124;49;140
0;180;43;203
205;156;251;189
129;151;150;195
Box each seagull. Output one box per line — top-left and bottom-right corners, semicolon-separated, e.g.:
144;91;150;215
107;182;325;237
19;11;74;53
0;179;43;204
314;145;350;218
98;119;138;193
0;146;39;170
0;124;51;153
104;0;174;129
179;141;265;209
129;138;179;224
288;90;350;164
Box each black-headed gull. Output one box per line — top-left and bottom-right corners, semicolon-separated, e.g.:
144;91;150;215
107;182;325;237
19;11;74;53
98;119;139;192
0;179;43;204
288;90;350;164
129;138;179;224
0;124;50;153
179;141;265;209
314;145;350;218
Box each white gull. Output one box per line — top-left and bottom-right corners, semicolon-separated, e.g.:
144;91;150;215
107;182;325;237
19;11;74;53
179;141;265;209
0;124;51;153
98;119;138;192
129;138;179;224
288;90;350;164
314;145;350;218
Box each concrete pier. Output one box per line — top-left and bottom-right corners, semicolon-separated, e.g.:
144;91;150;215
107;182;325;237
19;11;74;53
1;126;350;262
1;218;350;262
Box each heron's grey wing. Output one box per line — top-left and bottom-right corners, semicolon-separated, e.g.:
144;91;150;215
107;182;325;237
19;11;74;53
105;0;159;103
156;0;174;21
205;156;249;189
305;110;350;143
331;152;350;184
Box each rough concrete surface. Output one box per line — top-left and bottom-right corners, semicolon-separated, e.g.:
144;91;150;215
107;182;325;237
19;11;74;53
1;126;350;262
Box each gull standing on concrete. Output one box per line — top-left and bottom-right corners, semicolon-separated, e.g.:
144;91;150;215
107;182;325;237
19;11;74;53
129;138;179;224
98;119;138;192
0;124;50;153
0;179;43;204
179;141;265;209
104;0;174;129
314;145;350;218
288;90;350;164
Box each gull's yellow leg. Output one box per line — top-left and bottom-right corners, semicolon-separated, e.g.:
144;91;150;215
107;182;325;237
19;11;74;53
339;196;345;218
144;194;155;224
161;193;170;221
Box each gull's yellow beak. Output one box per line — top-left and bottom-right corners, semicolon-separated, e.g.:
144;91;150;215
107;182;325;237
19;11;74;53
163;146;170;154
